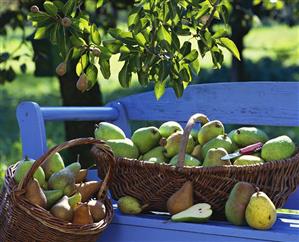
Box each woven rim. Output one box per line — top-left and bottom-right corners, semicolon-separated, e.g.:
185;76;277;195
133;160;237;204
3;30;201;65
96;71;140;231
9;137;115;235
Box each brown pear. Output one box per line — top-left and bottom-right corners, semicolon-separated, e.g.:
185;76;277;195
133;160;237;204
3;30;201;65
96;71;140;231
50;196;73;222
167;181;193;215
73;203;94;224
75;181;102;202
25;178;47;208
75;169;88;183
88;200;106;222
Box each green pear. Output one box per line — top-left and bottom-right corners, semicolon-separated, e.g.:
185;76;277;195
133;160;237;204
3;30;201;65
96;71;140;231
191;144;203;160
131;127;161;154
50;196;73;222
225;182;255;225
163;131;195;158
171;203;212;223
245;192;277;230
190;128;199;143
68;192;82;208
48;167;75;191
169;154;201;167
118;196;142;215
94;122;126;141
159;121;183;138
198;120;224;145
42;152;65;180
106;138;139;159
202;134;235;158
234;155;264;165
261;135;296;162
142;146;168;163
44;189;64;209
14;159;45;186
203;148;231;167
65;162;81;176
231;127;269;147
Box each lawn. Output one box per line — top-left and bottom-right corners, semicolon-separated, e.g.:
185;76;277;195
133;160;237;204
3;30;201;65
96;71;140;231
0;24;299;186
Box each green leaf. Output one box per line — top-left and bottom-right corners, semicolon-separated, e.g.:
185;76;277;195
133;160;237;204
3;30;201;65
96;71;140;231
128;7;141;28
53;1;64;10
50;24;59;44
34;27;48;39
172;80;184;98
120;45;130;54
70;35;86;48
154;79;167;100
99;57;111;79
159;60;169;82
157;25;172;46
109;28;136;45
137;70;149;86
190;58;200;75
96;0;104;8
119;61;132;88
180;42;191;58
219;37;240;60
91;24;101;45
43;1;58;16
76;54;88;76
213;28;229;39
86;64;98;83
63;0;76;16
183;49;198;63
103;40;122;54
133;32;146;46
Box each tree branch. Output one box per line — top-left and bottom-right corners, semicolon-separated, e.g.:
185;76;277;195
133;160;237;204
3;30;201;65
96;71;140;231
202;0;221;32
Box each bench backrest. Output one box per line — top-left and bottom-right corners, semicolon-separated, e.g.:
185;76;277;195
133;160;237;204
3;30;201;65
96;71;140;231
16;81;299;209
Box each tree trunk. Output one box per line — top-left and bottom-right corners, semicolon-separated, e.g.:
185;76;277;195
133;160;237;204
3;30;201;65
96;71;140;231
58;59;103;167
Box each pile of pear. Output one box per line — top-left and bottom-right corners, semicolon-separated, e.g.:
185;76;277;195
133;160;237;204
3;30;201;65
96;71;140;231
94;120;296;167
14;153;106;225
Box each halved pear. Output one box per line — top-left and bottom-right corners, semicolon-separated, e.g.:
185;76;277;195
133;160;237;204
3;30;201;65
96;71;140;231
171;203;212;223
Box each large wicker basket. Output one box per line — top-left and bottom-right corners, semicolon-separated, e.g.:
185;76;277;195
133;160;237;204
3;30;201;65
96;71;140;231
0;138;115;242
93;114;299;217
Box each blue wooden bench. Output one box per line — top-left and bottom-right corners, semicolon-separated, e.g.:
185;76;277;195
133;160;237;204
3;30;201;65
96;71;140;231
16;82;299;241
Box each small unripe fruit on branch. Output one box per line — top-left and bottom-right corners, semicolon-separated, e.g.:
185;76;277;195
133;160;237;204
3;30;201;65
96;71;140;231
91;48;101;57
61;17;72;27
55;62;67;76
30;5;39;13
76;73;89;92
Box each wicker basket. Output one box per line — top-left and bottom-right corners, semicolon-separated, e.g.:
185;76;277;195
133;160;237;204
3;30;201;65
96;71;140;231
0;138;115;242
93;114;299;217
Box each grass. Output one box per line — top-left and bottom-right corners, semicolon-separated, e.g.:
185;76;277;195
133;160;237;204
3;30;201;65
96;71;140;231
0;23;299;187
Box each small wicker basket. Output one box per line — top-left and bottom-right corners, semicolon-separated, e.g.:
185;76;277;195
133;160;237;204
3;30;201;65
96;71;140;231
93;114;299;217
0;138;115;242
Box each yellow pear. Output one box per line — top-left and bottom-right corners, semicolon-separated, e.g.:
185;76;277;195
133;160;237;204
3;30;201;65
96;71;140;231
167;181;193;215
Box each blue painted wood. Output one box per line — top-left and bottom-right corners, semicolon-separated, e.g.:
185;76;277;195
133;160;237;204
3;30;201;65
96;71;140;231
41;106;118;121
16;102;47;159
112;82;299;126
98;210;299;242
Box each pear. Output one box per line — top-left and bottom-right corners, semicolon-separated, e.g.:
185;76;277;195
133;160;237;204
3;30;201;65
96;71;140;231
171;203;212;223
68;192;82;208
106;138;139;159
73;203;94;224
118;196;142;215
142;146;168;164
169;154;201;167
42;152;65;180
50;196;73;222
88;200;106;222
14;159;45;186
44;189;64;209
245;192;277;230
76;181;102;202
190;128;199;143
167;181;193;215
75;169;88;183
94;122;126;141
234;155;264;165
191;144;203;160
131;127;161;154
65;162;81;176
25;178;47;208
225;182;255;225
163;131;195;158
48;167;75;191
203;148;231;167
231;127;269;147
261;135;295;162
159;121;183;138
64;183;76;196
198;120;224;145
202;134;235;158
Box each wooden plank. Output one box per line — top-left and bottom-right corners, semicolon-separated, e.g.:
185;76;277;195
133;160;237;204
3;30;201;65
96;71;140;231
114;82;299;126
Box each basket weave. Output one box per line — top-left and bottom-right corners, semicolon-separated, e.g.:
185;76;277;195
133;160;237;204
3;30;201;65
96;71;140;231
0;138;115;242
93;114;299;216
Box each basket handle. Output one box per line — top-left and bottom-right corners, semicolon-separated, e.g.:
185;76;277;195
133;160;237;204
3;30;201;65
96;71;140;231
17;138;115;201
177;113;209;168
